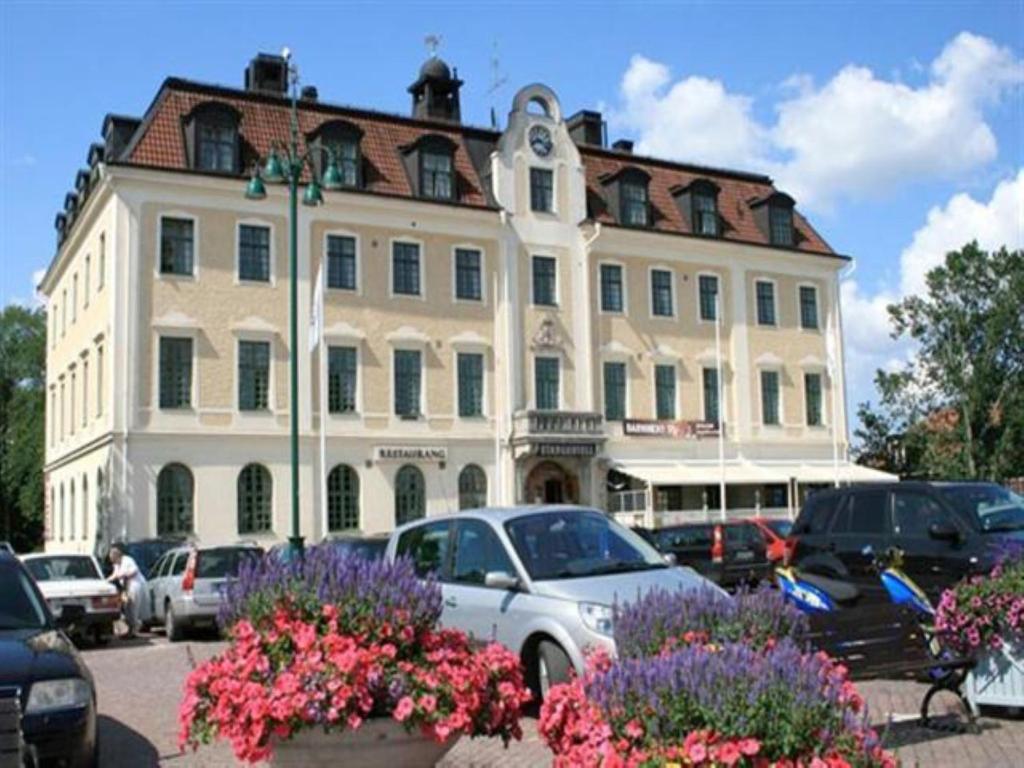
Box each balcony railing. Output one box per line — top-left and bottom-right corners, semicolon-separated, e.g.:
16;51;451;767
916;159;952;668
513;410;605;439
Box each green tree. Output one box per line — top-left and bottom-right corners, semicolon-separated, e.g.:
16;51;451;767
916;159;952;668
0;305;46;550
855;243;1024;481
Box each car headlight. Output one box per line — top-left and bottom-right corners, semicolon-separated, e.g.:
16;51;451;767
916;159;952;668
578;602;614;637
25;678;92;714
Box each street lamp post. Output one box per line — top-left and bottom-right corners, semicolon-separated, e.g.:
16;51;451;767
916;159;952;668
244;51;344;558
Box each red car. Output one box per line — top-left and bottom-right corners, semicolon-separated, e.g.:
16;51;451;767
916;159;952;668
747;518;794;563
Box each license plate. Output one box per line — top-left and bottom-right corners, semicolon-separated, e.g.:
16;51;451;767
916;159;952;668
735;550;754;561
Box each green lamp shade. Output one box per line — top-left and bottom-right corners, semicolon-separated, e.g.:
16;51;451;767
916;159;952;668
263;151;286;183
302;180;324;207
245;174;267;200
322;161;344;191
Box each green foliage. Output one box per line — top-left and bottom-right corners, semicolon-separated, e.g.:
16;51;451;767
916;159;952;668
0;305;46;550
855;243;1024;481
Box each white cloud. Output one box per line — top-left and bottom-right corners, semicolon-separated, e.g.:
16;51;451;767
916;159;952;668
608;32;1022;210
899;169;1024;295
841;169;1023;406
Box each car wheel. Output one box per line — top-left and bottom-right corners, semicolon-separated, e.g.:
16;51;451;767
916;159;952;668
165;604;183;642
92;625;110;646
536;640;572;701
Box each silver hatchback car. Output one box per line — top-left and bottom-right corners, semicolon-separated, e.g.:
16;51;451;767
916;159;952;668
385;505;719;697
143;544;262;641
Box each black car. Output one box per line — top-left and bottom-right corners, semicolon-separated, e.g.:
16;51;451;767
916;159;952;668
790;481;1024;601
642;520;772;589
0;552;97;767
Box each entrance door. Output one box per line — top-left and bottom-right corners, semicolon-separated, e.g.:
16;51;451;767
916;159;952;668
544;479;564;504
524;461;578;505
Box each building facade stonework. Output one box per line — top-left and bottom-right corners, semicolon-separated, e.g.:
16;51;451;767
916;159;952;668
40;54;891;554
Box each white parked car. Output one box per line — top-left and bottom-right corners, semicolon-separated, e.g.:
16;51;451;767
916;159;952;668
386;505;721;699
20;553;121;644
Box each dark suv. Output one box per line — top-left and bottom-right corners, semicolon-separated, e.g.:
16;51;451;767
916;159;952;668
646;520;772;589
790;481;1024;601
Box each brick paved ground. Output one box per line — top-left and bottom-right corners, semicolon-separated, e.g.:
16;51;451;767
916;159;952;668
85;635;1024;767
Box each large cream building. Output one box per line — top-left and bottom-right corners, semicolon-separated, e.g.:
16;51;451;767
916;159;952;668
40;53;892;553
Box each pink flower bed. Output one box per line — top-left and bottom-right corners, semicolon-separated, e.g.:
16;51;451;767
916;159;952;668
936;556;1024;654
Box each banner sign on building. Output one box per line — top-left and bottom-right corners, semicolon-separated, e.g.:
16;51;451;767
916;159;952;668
535;443;598;458
622;419;721;439
374;446;448;462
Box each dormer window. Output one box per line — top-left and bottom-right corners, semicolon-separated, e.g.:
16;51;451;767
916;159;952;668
309;120;363;188
693;189;719;236
621;179;649;227
403;135;458;201
184;102;241;174
769;205;794;246
750;191;797;248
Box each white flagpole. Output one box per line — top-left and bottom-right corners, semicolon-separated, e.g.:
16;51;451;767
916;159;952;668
826;289;840;487
715;291;726;522
315;264;328;538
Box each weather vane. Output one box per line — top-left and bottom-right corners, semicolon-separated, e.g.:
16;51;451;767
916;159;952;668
424;34;442;58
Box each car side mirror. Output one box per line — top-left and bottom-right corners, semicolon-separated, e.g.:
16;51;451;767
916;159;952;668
663;552;678;566
484;571;520;591
55;603;86;629
928;522;961;543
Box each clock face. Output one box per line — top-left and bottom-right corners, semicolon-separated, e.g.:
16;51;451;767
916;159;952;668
529;125;553;157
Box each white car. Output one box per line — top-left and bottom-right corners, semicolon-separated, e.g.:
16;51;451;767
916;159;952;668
20;553;121;644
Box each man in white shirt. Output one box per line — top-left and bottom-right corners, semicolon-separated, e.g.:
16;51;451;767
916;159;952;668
107;544;146;638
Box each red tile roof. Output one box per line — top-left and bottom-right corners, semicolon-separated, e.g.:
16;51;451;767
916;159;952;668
118;78;836;256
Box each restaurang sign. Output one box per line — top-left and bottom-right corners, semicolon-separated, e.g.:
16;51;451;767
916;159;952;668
621;419;721;439
374;446;448;462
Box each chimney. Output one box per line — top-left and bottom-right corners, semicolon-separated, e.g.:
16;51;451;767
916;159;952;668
612;139;634;154
245;53;288;95
101;114;141;162
566;110;605;147
300;85;319;102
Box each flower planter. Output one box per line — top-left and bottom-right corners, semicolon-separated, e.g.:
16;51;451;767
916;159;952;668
271;719;458;768
965;640;1024;716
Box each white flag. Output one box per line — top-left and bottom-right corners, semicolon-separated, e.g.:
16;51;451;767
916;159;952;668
309;264;323;352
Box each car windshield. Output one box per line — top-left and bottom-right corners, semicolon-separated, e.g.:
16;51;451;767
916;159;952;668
940;485;1024;533
325;538;388;560
196;548;262;579
504;510;666;580
765;520;792;538
0;563;49;630
24;556;101;582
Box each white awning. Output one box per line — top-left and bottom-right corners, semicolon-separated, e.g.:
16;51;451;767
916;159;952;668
612;460;898;487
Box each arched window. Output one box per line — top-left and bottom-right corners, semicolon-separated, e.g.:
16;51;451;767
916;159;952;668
157;463;194;535
184;102;241;173
82;475;89;542
238;464;272;534
395;465;425;526
327;464;360;531
49;488;56;541
458;465;487;510
69;480;76;540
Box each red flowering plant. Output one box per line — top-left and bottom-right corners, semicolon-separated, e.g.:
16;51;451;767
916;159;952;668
178;547;531;763
540;586;896;767
936;552;1024;655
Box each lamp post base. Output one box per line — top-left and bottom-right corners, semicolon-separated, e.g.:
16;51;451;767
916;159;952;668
288;535;305;558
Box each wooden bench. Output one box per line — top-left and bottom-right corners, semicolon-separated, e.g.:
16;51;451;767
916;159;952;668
802;602;978;731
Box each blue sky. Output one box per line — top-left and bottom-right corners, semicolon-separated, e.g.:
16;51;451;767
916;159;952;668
2;1;1021;411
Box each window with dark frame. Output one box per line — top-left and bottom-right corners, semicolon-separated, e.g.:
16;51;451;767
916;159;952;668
329;138;360;187
237;463;272;534
530;167;554;212
457;352;484;417
532;255;557;306
159;337;192;409
238;224;271;282
621;180;649;226
392;242;421;296
421;150;454;199
702;367;719;424
458;466;488;511
699;275;719;321
755;281;776;326
770;205;794;246
327;235;357;290
600;264;624;312
394;349;422;417
655;364;676;420
805;372;823;426
327;464;360;531
197;121;236;172
238;340;270;411
160;218;194;276
535;357;560;410
157;463;194;535
328;346;358;414
603;361;626;421
651;269;674;316
693;191;719;236
761;370;780;425
800;286;819;329
395;465;426;526
455;248;482;301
